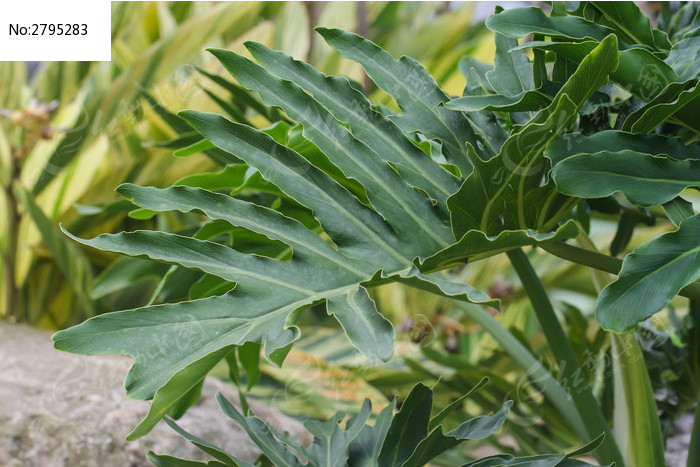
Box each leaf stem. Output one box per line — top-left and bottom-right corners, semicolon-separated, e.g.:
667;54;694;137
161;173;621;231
541;241;700;301
506;248;623;466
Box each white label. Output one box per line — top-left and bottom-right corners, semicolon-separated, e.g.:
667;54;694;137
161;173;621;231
0;0;110;61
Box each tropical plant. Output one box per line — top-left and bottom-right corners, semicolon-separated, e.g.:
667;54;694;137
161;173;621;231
2;1;487;328
147;382;607;467
53;2;699;466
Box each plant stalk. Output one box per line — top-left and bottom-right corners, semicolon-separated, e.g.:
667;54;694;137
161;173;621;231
507;247;623;466
541;241;700;301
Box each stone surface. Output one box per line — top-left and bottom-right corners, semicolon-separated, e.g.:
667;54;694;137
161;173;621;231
665;412;693;467
0;323;307;466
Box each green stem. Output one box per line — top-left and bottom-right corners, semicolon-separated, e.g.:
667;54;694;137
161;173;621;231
453;301;587;439
541;241;700;302
507;248;623;466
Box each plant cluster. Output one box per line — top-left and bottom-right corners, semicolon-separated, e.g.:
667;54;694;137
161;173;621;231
49;2;699;466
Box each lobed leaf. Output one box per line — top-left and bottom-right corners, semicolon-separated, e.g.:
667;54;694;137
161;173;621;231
205;48;453;252
316;27;479;173
244;41;460;210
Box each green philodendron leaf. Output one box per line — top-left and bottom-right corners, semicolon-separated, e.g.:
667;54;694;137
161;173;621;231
315;27;479;173
449;79;611;116
205;48;453;250
302;400;371;467
458;56;494;91
167;379;205;420
377;383;433;467
428;378;489;432
486;6;615;42
663;197;694;227
665;35;700;81
464;433;611;466
402;400;513;467
54;26;515;438
348;400;396;467
244;41;460;210
446;89;552;113
177;383;510;467
460;67;508;158
623;79;700;133
591;1;671;51
465;453;604;466
484;21;536;125
598;214;700;332
552;150;700;206
486;27;534;97
513;40;679;101
545;130;700;165
449;35;619;237
158;417;248;467
217;394;304;467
